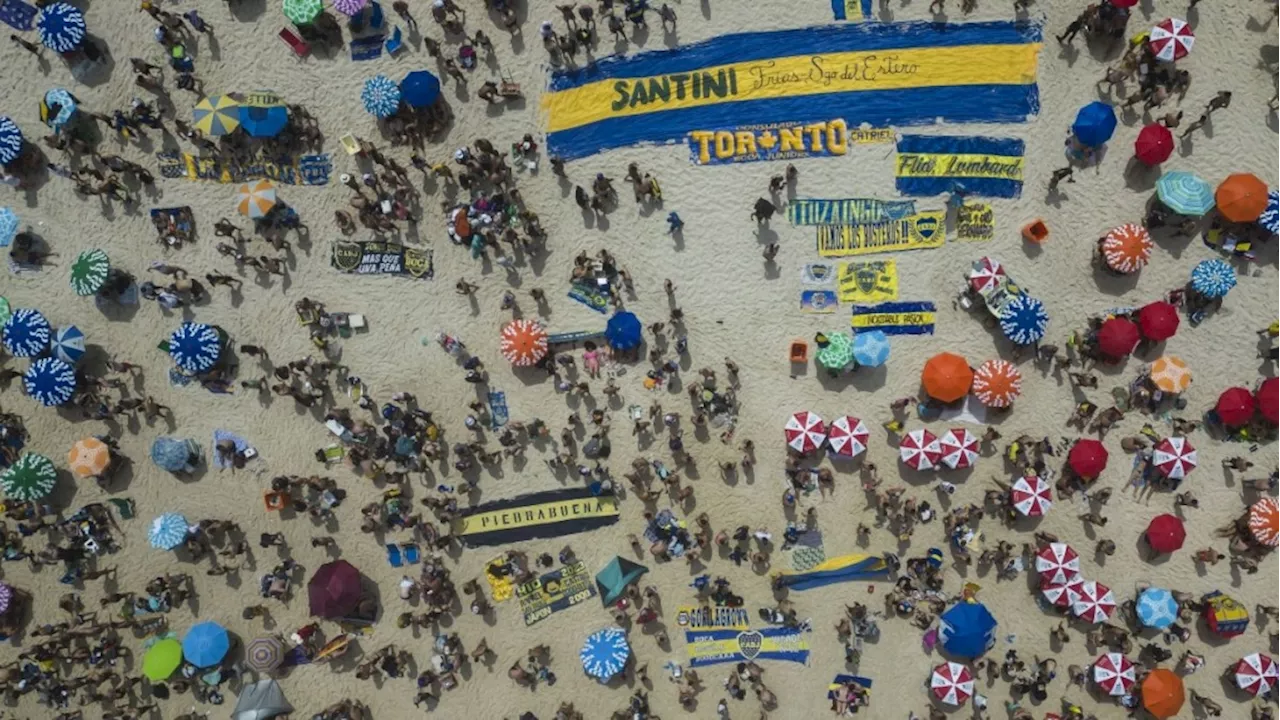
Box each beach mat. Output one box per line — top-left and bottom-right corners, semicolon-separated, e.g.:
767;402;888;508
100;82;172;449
487;390;508;430
212;429;252;470
0;0;37;31
783;530;826;571
350;35;385;61
567;281;609;314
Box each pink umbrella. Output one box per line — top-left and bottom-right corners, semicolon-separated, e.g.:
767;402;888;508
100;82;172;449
1041;575;1084;608
938;428;978;470
1073;580;1117;623
930;662;975;706
1234;653;1279;697
1093;653;1136;696
899;429;941;471
827;415;869;458
1152;436;1197;480
1034;543;1079;584
784;411;825;454
1011;474;1053;517
1149;18;1194;61
332;0;369;16
968;256;1006;294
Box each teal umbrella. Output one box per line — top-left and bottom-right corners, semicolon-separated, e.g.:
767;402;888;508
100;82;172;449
1156;171;1214;216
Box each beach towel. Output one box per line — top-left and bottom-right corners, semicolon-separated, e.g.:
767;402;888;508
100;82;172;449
484;555;516;602
487;390;509;430
784;530;827;571
567;281;609;314
350;35;385;61
211;429;253;470
106;497;135;520
0;0;37;31
168;368;196;387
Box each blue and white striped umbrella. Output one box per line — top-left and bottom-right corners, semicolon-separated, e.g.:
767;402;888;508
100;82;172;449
42;88;77;130
3;308;51;358
1155;170;1214;216
580;628;630;680
23;356;75;406
1190;258;1236;298
361;75;401;118
1258;190;1279;235
999;294;1049;346
37;2;86;53
149;512;190;550
169;322;221;373
52;325;84;364
852;329;890;367
0;116;23;165
1136;587;1179;629
0;208;17;248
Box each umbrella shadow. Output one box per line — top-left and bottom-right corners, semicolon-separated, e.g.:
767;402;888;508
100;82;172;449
1122;157;1160;192
1091;264;1141;297
229;0;267;21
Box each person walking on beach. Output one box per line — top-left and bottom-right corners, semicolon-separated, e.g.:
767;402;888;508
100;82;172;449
1047;166;1074;191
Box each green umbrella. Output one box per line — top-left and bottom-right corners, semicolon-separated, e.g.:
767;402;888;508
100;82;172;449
816;332;855;372
1;453;57;502
282;0;323;24
0;296;10;325
142;638;183;681
70;249;109;296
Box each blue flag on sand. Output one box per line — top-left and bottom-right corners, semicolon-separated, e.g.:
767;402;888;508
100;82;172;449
351;34;386;61
0;0;38;31
895;135;1026;199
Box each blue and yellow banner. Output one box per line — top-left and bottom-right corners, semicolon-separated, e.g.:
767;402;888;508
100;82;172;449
895;135;1025;198
685;626;811;667
156;151;332;185
837;260;899;303
544;21;1042;159
816;210;946;257
688;119;851;165
789;197;917;226
851;301;936;335
774;554;890;591
832;0;875;21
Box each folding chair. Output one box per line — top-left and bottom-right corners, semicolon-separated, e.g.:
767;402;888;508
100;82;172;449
278;27;311;58
385;26;404;55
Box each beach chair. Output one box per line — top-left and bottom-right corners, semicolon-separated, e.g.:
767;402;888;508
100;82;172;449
339;133;361;156
278;28;311;58
385;26;403;55
402;543;421;564
498;71;521;99
386;544;403;567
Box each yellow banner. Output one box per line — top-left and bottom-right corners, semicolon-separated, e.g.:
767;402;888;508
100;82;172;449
850;128;896;144
895;153;1024;180
851;308;937;331
816;210;945;257
955;203;994;242
457;496;619;536
837;260;898;303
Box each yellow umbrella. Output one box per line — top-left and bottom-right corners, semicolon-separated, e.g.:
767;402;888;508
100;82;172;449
236;179;277;219
68;437;111;477
192;95;241;136
1149;355;1191;393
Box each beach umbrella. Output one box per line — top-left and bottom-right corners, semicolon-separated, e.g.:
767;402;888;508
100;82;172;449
930;662;974;706
1136;587;1179;629
1142;668;1184;719
1097;316;1140;358
1258;377;1278;426
921;352;972;403
192;95;241;136
51;325;85;364
0;453;56;501
938;428;978;470
605;311;642;351
1145;514;1186;553
233;679;293;720
239;102;289;139
0;208;16;248
1152;436;1196;479
0;117;23;165
899;429;941;471
580;628;630;680
1068;439;1108;479
851;330;890;367
826;415;868;459
142;638;183;682
282;0;323;24
816;332;855;372
308;560;362;618
1215;386;1255;427
1093;653;1136;696
1134;123;1173;165
1010;474;1052;517
1073;580;1116;623
972;358;1021;408
1215;173;1269;222
1041;575;1084;608
68;437;110;478
237;179;277;219
1072;101;1117;146
499;319;548;367
1248;497;1279;547
247;636;285;673
70;248;109;296
37;3;85;52
784;411;825;454
401;71;442;108
150;436;193;473
183;621;231;667
333;0;367;15
1034;543;1079;585
362;75;402;119
40;88;77;131
1235;653;1279;697
1102;224;1152;273
967;256;1006;294
1156;171;1214;216
3;308;51;358
0;583;11;614
1204;591;1250;636
938;602;996;659
0;298;10;326
1137;301;1179;341
998;294;1048;346
1259;190;1279;234
169;322;222;373
1153;350;1198;399
1148;18;1194;61
23;357;76;406
148;512;189;550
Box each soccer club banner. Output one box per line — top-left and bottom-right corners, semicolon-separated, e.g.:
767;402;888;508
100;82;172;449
851;301;936;335
331;241;433;279
543;21;1042;159
156;151;332;185
516;561;597;626
688;119;849;165
774;553;891;591
832;0;875;21
788;198;917;226
895;135;1025;198
677;606;811;667
816;210;946;257
453;487;621;548
837;260;898;303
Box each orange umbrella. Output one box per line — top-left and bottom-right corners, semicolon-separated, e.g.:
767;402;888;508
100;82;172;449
499;319;548;367
921;352;973;403
1148;355;1191;393
68;437;111;477
1141;668;1184;719
971;359;1021;408
1101;223;1152;273
1249;497;1279;548
1216;173;1269;222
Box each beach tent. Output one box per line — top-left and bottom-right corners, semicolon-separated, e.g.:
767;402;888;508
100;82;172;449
232;679;293;720
1202;590;1249;637
595;556;648;606
937;602;996;659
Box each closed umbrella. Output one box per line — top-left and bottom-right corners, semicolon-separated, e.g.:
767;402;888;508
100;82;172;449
1137;301;1179;341
0;453;56;501
149;512;189;550
40;88;77;131
169;322;222;373
816;332;855;373
362;75;402;118
1072;101;1117;146
1142;668;1184;719
922;352;972;403
937;602;996;659
998;294;1048;346
0;208;17;248
150;436;195;472
968;256;1006;294
1216;386;1255;427
938;428;978;470
1145;514;1186;553
1134;123;1173;165
1235;653;1279;697
972;359;1021;408
851;330;890;367
0;583;11;614
1259;190;1279;234
1136;587;1179;629
183;621;231;667
899;429;941;471
1073;580;1116;623
1156;171;1214;216
1097;317;1140;358
246;636;285;673
930;662;974;705
500;319;548;367
142;638;183;682
0;117;24;165
1034;543;1079;584
192;95;242;136
1258;377;1278;426
1149;355;1191;393
70;249;109;296
1152;436;1196;479
333;0;367;15
1190;258;1236;298
826;415;868;459
308;560;363;618
37;3;85;52
1247;497;1278;547
282;0;323;24
68;437;111;478
1148;18;1194;61
237;179;277;219
1068;439;1108;479
1041;575;1084;608
3;308;51;357
1010;474;1052;517
1093;653;1136;696
784;411;825;454
401;71;442;108
580;628;630;680
23;357;76;406
52;325;85;363
1216;173;1269;222
605;311;642;351
1101;224;1152;273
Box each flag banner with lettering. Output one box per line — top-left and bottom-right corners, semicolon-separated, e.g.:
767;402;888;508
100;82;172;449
816;210;946;257
895;135;1025;198
156;151;332;185
453;487;621;548
330;241;434;279
774;553;891;591
676;606;811;666
517;561;597;625
837;260;899;303
851;301;937;335
832;0;875;21
789;197;917;226
544;21;1041;159
688;119;851;165
955;203;995;241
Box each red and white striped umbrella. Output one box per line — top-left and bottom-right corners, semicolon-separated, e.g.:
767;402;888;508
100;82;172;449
938;428;978;470
1041;575;1084;608
1234;653;1279;697
968;256;1006;294
784;411;825;454
1149;18;1194;61
1152;436;1197;480
899;429;941;471
1034;543;1080;585
827;415;869;458
1011;474;1053;517
930;662;975;706
1093;653;1136;696
1073;580;1117;623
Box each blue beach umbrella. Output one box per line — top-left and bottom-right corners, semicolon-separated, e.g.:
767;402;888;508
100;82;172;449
999;294;1048;345
23;357;75;406
1155;171;1215;216
401;71;442;108
1258;190;1279;235
938;602;997;659
149;512;189;550
605;311;642;351
0;116;24;165
41;88;77;130
3;308;51;358
183;621;231;667
37;2;86;53
1072;101;1117;147
240;104;289;138
0;208;17;248
361;75;401;118
52;325;84;364
1136;587;1179;629
580;628;630;680
151;436;194;473
852;330;890;368
1190;258;1236;298
169;322;221;373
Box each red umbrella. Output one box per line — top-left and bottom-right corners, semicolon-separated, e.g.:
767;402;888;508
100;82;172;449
308;560;363;618
1097;317;1140;358
1257;377;1278;426
1068;439;1108;479
1134;123;1174;165
1145;514;1186;553
1137;301;1179;341
1216;387;1256;427
1108;0;1138;6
